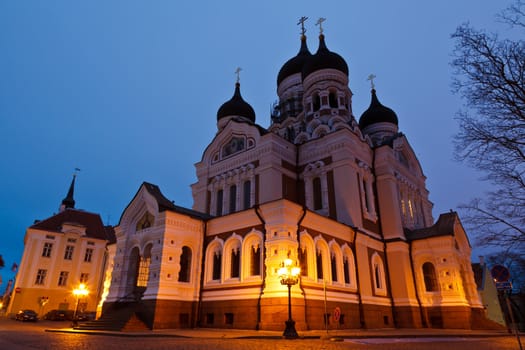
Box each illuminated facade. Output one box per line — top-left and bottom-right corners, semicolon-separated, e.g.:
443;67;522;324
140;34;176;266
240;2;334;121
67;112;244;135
104;26;487;330
7;176;115;318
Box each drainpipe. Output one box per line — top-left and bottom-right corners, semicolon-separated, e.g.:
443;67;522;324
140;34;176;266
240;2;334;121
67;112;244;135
254;205;266;330
195;219;208;328
295;206;307;329
352;228;366;328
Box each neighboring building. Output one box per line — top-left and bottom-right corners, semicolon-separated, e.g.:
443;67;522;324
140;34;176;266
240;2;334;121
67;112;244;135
102;23;488;331
7;176;116;318
472;257;506;327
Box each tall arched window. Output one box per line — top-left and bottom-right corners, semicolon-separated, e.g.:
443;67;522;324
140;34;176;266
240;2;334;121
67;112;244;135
231;248;240;278
137;244;152;288
299;247;308;277
212;251;222;280
229;185;237;213
243;180;251;210
313;177;322;210
178;246;192;282
316;250;324;280
329;91;338;108
331;254;338;282
313;93;321;111
423;262;438;292
343;257;350;284
216;189;223;216
250;245;260;276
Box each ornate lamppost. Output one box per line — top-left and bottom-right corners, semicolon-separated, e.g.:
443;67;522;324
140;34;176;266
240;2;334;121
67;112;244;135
278;258;301;339
72;283;89;327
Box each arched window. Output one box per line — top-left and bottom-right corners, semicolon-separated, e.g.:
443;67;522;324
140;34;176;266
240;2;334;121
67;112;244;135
229;185;237;213
216;189;223;216
243;180;251;210
313;93;321;112
212;251;222;280
423;262;438;292
371;253;387;295
250;245;260;276
313;177;322;210
316;250;324;280
178;246;192;282
329;91;338;108
231;248;240;278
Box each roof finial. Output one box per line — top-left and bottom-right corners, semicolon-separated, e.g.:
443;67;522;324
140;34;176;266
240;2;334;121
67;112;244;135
367;73;376;90
298;16;308;36
235;67;242;84
315;17;326;35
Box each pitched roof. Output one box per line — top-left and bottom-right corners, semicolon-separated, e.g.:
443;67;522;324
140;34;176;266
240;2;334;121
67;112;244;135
405;211;458;241
31;208;115;242
142;182;212;220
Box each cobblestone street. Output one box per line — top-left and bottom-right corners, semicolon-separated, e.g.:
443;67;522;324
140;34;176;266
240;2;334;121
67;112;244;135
0;319;521;350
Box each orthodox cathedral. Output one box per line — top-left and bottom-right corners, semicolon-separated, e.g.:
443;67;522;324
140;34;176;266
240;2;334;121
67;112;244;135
11;19;488;331
100;19;487;331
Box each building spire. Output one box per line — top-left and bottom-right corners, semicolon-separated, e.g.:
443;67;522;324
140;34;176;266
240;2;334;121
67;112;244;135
60;171;78;212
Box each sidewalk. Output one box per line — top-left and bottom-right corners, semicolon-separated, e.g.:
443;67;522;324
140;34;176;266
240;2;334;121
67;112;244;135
45;326;516;339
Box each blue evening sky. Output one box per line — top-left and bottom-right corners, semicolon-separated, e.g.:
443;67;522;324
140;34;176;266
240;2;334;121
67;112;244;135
0;1;512;289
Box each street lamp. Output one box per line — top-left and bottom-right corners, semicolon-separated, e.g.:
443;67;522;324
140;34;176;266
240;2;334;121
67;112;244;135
72;283;89;327
278;258;301;339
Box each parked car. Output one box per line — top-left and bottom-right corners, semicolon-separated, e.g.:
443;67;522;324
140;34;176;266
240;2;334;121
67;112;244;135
15;309;38;322
44;309;73;321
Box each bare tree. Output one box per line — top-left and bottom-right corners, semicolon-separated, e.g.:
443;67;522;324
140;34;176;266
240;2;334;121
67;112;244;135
451;1;525;265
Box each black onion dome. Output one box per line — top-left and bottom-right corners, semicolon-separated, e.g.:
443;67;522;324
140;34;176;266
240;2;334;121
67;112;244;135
217;82;256;123
277;35;312;86
302;34;348;80
359;89;399;129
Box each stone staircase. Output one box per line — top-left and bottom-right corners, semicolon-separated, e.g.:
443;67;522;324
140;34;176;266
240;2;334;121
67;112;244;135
74;302;150;331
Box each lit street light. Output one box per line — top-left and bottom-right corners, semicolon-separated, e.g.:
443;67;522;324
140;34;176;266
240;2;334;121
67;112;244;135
278;258;300;339
72;283;88;327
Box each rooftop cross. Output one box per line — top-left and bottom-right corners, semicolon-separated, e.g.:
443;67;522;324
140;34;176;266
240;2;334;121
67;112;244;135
315;17;326;35
297;16;308;36
235;67;242;83
367;74;376;90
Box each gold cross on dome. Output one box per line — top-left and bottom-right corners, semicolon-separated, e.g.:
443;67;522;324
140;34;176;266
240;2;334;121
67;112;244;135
235;67;242;83
367;74;376;90
316;17;326;34
297;16;308;36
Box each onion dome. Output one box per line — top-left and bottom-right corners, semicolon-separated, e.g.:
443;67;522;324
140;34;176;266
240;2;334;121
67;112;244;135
277;35;312;86
359;89;399;129
302;34;348;80
216;82;256;123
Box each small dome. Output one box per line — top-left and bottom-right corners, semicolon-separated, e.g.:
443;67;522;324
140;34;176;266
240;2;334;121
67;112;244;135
359;89;398;129
217;82;256;123
277;35;312;86
302;34;348;80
